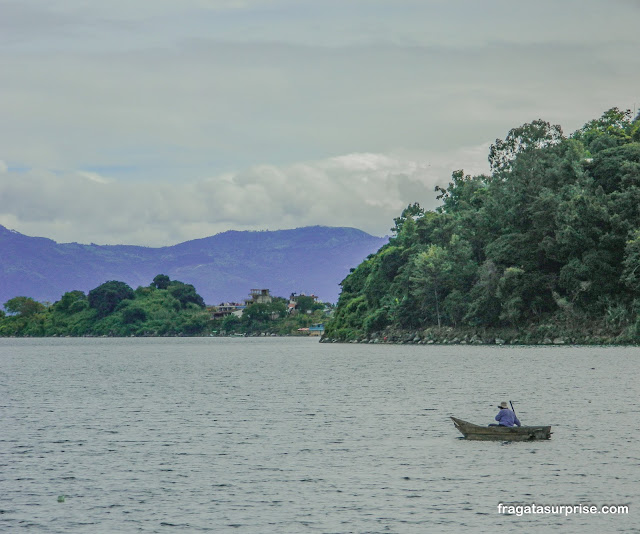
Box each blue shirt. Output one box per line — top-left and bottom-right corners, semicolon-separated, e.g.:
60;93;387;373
495;409;521;427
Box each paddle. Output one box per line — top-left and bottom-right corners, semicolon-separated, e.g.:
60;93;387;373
509;400;516;417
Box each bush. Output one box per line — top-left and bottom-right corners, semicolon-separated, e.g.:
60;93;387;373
122;306;148;324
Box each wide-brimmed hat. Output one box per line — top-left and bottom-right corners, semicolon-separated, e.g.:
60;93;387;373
498;401;509;409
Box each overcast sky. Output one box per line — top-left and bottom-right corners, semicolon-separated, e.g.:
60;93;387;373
1;0;639;246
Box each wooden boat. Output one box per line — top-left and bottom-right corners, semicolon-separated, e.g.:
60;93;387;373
451;416;551;441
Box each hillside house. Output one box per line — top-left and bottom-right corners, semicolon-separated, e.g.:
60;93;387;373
211;303;245;319
245;289;272;305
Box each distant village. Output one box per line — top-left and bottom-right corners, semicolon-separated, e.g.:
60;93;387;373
209;289;328;335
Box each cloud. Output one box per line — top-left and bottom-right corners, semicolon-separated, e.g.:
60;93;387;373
2;37;638;179
6;1;640;49
0;145;488;246
77;171;112;184
0;1;638;247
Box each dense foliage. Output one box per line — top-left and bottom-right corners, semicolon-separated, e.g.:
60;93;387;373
0;275;327;337
0;276;209;337
324;108;640;343
212;297;326;337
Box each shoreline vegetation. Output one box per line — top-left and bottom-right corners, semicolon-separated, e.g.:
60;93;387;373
0;275;328;338
3;108;640;345
321;108;640;346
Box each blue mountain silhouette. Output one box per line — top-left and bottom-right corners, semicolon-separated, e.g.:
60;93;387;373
0;225;387;305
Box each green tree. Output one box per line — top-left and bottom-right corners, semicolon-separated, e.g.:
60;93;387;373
122;306;148;324
168;281;206;308
391;203;424;235
465;261;501;326
55;290;88;314
572;107;635;154
88;281;135;316
409;245;450;328
4;296;45;316
153;274;171;290
488;119;564;173
241;301;287;331
220;313;241;333
313;107;640;342
622;230;640;293
295;295;322;314
588;143;640;194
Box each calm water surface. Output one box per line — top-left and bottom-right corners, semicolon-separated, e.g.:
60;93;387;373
1;338;638;533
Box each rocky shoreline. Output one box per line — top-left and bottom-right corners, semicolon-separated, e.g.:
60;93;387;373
320;325;637;345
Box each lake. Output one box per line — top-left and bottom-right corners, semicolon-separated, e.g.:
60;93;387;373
1;337;637;533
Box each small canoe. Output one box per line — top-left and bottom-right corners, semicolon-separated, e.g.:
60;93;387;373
451;416;551;441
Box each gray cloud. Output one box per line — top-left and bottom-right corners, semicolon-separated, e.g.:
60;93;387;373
2;39;637;172
0;0;638;245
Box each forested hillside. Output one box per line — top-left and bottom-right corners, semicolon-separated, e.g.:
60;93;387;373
0;275;327;337
323;108;640;344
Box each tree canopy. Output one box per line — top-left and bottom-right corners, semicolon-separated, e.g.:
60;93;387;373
88;281;135;317
324;108;640;344
0;274;327;338
4;296;45;316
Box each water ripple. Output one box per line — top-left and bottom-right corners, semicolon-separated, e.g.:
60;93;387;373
1;338;637;533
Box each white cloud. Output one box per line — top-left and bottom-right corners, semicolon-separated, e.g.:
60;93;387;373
0;145;488;246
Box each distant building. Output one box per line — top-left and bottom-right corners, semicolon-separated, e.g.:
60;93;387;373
297;323;325;336
245;289;272;305
308;323;325;336
211;303;245;319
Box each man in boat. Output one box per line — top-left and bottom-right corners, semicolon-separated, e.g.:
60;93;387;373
490;401;521;427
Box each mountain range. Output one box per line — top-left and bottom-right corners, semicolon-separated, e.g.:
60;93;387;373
0;225;388;305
